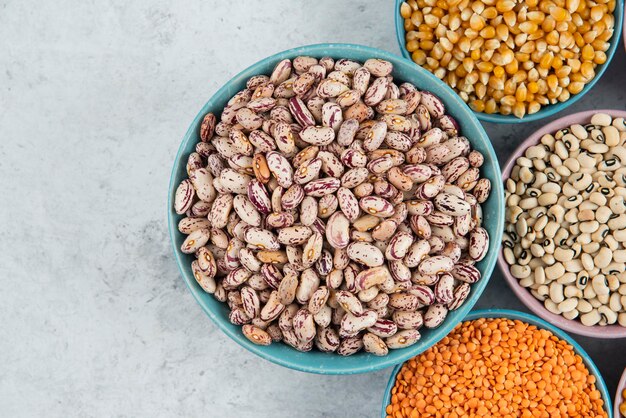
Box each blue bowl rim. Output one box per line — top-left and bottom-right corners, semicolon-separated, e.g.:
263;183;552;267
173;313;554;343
167;43;504;375
381;308;614;418
393;0;625;124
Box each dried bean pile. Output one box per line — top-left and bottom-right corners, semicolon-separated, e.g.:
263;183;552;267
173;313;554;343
386;317;608;417
503;113;626;327
174;56;492;355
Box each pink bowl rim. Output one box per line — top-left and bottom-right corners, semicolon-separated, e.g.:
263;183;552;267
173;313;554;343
498;109;626;339
617;367;626;417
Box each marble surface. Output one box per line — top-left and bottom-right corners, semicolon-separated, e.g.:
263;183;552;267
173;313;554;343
1;0;625;417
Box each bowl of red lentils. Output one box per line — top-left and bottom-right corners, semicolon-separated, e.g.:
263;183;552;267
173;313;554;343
382;309;611;418
616;368;626;417
395;0;624;123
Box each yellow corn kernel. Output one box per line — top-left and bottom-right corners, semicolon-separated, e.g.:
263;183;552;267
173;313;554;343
485;99;498;114
483;39;500;50
412;50;427;65
488;75;505;90
424;14;440;27
568;81;585;94
470;13;486;30
503;10;517;26
458;37;471;53
592;39;610;51
431;6;445;18
516;83;528;102
411;12;424;26
513;70;528;83
580;61;595;79
421;40;435;50
560;49;576;59
500;96;516;106
455;65;469;78
578;21;591;34
598;29;613;42
440;37;453;52
522;60;535;71
513;102;526;119
550;6;570;22
449;14;462;30
526;0;539;6
461;7;473;21
594;51;607;65
431;44;445;59
471;1;485;14
519;22;539;34
495;24;510;42
492;65;505;78
547;74;559;91
447;30;460;43
515;52;530;63
465;28;479;39
535;39;547;52
542;16;557;32
404;19;414;32
482;50;495;62
471;49;481;60
572;32;587;48
482;6;498;19
407;40;420;52
463;57;475;72
479;70;490;84
527;11;546;22
528;81;539;93
496;0;516;12
539;52;554;69
465;71;479;84
447;72;458;87
566;0;580;13
503;79;517;95
583;30;598;44
471;37;485;50
447;58;461;71
477;61;494;72
570;72;585;82
546;30;560;45
476;82;487;99
426;57;440;69
492;89;505;101
558;89;571;102
555;65;572;78
590;5;604;22
558;76;570;87
536;67;549;78
470;99;485;112
480;26;496;38
435;25;447;39
581;44;595;61
514;33;528;47
520;41;536;54
401;2;412;18
528;101;541;114
505;60;519;75
567;58;581;73
500;104;512;115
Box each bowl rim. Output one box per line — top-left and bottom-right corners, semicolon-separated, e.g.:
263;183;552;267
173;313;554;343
167;42;504;374
497;109;626;339
393;0;625;124
616;367;626;417
381;308;614;418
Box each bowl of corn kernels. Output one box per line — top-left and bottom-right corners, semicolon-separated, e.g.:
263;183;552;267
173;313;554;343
617;368;626;417
395;0;624;123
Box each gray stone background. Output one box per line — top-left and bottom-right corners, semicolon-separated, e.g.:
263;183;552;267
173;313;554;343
1;1;625;417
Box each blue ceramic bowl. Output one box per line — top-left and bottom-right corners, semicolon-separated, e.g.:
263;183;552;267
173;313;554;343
381;309;613;417
168;43;504;375
394;0;625;124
